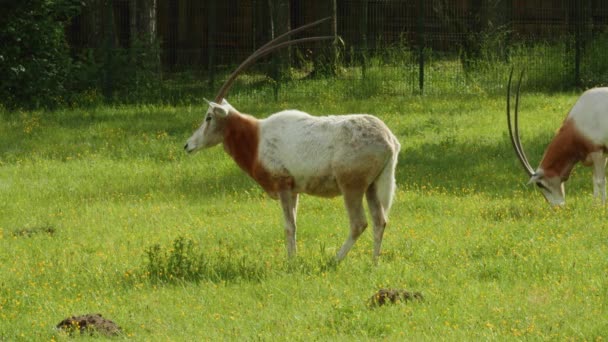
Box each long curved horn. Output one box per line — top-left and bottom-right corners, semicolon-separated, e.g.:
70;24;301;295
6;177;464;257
513;70;536;173
214;17;333;103
252;17;332;59
506;68;535;176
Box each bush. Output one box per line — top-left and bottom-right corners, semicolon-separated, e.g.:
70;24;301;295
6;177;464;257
143;236;268;284
0;0;82;109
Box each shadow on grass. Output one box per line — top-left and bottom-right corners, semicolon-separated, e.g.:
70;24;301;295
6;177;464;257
1;99;562;202
396;133;554;197
116;132;557;203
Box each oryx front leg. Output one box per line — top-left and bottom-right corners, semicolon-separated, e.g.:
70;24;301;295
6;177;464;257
279;190;299;258
590;151;607;204
336;190;367;261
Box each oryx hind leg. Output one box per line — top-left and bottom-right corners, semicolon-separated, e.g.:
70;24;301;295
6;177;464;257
589;151;607;204
336;189;367;261
366;183;387;263
279;190;299;258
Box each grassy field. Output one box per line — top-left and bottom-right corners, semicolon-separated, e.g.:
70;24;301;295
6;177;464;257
1;87;607;340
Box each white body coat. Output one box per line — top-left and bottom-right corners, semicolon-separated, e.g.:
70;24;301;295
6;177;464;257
185;101;400;262
569;88;608;145
260;110;396;199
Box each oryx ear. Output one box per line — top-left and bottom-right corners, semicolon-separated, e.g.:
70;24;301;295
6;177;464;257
210;102;229;118
528;171;543;185
220;99;236;113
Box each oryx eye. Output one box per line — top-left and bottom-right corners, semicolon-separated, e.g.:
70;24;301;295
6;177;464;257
536;182;548;191
205;115;212;122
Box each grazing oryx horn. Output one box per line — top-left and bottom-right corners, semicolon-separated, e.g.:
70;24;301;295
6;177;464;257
506;68;535;177
214;17;334;103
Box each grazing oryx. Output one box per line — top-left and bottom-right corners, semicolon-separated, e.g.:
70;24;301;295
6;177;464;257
507;69;608;206
184;18;400;262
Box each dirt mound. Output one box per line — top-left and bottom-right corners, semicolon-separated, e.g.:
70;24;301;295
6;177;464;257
56;313;121;336
368;288;424;307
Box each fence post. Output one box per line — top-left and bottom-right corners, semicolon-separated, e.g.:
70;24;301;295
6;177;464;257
505;0;513;64
102;0;115;100
207;0;217;89
574;0;582;87
417;0;425;93
268;0;277;100
269;0;290;101
332;0;339;75
354;0;368;78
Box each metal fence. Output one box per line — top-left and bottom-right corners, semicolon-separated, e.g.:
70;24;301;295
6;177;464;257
67;0;608;99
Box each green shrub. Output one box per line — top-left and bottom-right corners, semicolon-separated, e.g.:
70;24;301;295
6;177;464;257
0;0;82;109
144;236;268;284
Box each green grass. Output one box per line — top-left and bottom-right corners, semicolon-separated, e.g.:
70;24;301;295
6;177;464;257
1;87;607;340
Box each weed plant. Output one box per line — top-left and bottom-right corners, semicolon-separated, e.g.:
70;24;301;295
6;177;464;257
144;236;268;283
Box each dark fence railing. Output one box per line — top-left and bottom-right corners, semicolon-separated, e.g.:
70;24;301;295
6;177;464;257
66;0;608;100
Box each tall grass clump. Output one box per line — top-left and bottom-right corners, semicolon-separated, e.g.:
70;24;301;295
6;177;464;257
143;236;268;284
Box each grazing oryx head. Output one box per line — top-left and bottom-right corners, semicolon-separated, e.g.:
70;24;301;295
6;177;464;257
507;69;608;206
184;17;334;154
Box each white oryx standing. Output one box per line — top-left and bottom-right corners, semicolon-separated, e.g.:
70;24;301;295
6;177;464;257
507;70;608;206
184;18;400;262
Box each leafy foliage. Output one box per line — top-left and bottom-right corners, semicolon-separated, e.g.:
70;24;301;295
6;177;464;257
0;0;162;109
0;0;82;109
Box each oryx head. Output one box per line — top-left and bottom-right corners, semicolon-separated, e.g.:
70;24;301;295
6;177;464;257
184;17;335;154
527;169;565;206
184;99;233;153
506;69;565;206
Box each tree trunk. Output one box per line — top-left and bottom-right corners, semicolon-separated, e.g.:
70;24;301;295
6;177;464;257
138;0;157;44
78;0;105;52
129;0;136;61
127;0;159;68
354;0;368;66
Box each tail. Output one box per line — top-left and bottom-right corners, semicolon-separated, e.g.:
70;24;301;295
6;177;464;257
375;140;400;215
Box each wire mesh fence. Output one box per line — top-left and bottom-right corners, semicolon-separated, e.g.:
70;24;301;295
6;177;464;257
66;0;608;102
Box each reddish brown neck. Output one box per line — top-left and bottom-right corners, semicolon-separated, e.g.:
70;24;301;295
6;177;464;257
540;119;597;180
221;111;291;195
222;112;260;178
